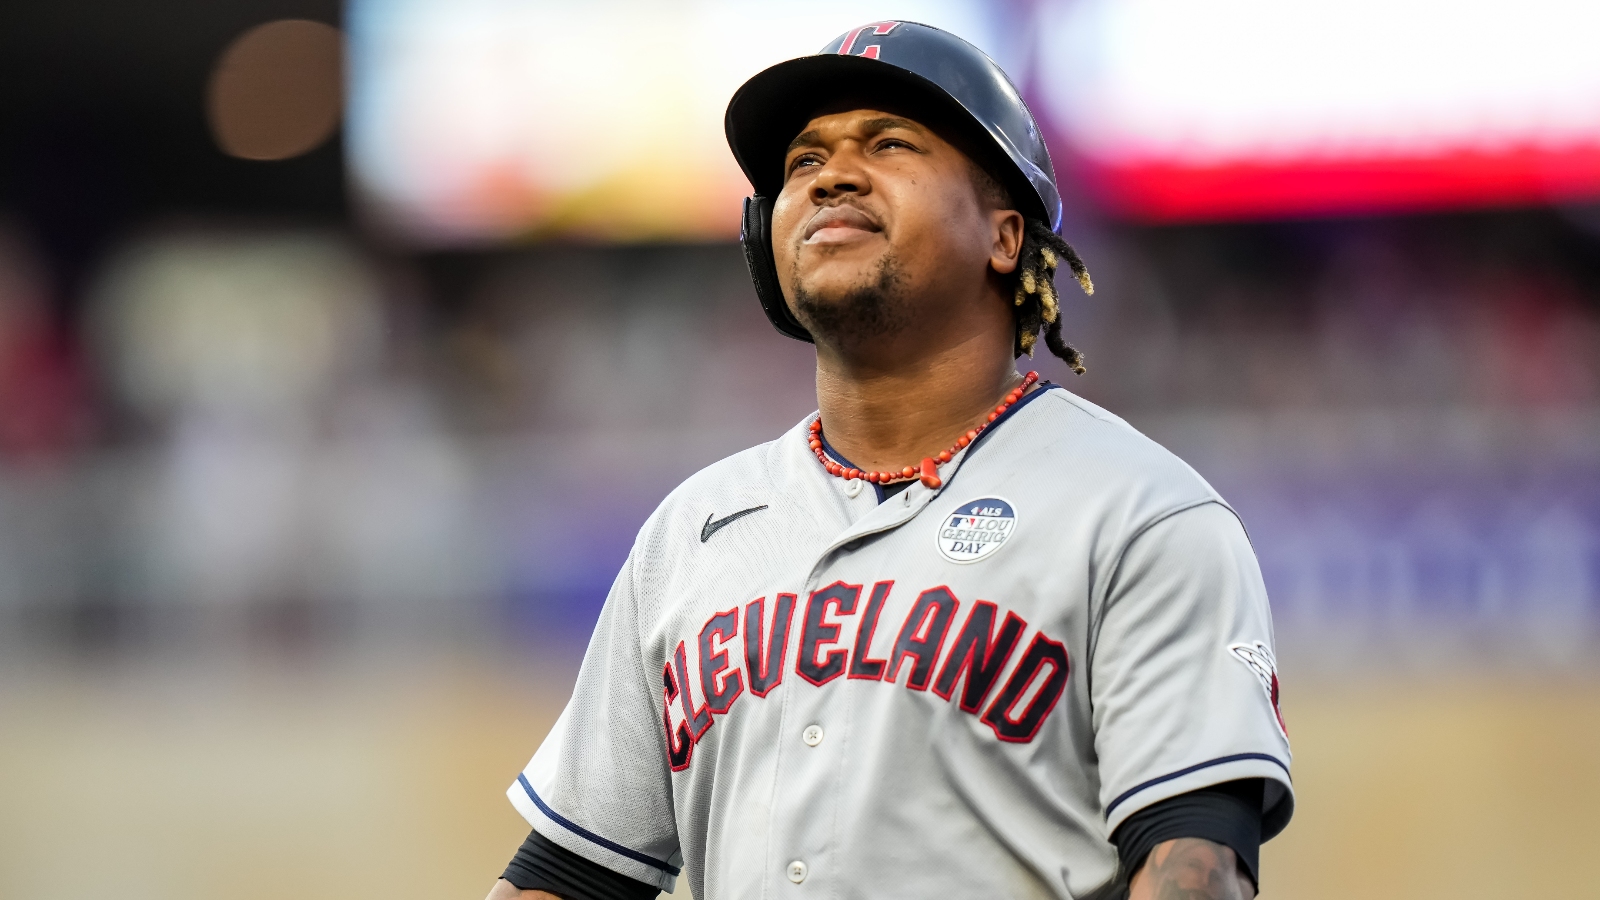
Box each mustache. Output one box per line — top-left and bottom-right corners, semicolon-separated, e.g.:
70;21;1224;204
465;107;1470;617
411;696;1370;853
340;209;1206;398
802;202;883;241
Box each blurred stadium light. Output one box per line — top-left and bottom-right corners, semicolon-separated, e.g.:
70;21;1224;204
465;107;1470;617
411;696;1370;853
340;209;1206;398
207;19;344;162
349;0;1600;239
91;230;379;421
346;0;1016;244
1035;0;1600;220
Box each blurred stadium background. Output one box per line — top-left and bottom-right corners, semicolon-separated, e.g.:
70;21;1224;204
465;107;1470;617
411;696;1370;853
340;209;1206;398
3;1;1600;898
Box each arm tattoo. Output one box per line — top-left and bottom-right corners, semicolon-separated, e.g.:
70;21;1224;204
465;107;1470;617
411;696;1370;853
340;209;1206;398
1137;838;1253;900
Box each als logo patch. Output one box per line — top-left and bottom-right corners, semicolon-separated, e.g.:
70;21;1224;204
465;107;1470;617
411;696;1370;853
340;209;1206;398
1229;641;1288;738
937;498;1017;564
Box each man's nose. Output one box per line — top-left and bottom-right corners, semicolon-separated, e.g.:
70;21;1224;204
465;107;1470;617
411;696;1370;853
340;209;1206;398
810;147;870;201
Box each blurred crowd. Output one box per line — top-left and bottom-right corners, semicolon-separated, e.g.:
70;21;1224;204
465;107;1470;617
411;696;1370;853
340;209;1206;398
1079;214;1600;668
0;209;1595;670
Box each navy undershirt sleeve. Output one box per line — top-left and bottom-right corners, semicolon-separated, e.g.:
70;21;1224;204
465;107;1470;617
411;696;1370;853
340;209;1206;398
1110;779;1265;890
502;828;660;900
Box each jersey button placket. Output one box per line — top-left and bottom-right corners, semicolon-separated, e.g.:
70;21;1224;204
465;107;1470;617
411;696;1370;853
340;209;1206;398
802;724;824;746
787;860;808;884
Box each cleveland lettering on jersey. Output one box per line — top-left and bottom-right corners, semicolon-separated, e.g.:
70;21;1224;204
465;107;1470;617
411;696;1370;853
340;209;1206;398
932;600;1027;713
698;609;744;714
660;581;1067;765
743;593;793;697
886;587;961;690
846;581;892;680
661;659;694;772
981;632;1070;742
796;581;860;686
671;640;713;744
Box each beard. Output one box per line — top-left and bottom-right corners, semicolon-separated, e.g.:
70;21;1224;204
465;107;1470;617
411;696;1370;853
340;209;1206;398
788;251;915;346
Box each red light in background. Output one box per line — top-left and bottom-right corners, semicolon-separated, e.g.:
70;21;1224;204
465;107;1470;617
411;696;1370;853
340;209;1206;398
1078;143;1600;222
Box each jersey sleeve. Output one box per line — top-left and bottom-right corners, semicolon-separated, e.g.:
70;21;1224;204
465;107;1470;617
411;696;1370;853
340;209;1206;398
1090;500;1294;839
507;548;682;892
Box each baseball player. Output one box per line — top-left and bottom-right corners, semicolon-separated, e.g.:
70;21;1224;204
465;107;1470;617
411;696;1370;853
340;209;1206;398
487;21;1292;900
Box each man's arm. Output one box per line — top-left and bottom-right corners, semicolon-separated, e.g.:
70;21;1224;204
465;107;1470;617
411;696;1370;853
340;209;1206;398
1091;504;1293;894
495;548;678;900
485;879;558;900
486;879;562;900
1128;838;1255;900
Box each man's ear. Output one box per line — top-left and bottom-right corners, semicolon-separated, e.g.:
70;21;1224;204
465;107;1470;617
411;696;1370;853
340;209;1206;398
988;209;1025;275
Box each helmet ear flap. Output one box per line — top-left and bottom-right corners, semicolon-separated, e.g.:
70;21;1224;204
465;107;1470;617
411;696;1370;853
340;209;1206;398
741;195;813;343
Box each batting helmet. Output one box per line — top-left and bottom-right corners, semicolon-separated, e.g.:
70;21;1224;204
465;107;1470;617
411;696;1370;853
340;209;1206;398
725;21;1062;343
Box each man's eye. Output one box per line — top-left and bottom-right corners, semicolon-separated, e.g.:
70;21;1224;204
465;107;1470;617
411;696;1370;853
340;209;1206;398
788;156;821;174
877;139;910;151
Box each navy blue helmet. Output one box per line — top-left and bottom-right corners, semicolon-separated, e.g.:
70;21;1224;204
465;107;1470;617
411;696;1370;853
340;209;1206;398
725;21;1062;342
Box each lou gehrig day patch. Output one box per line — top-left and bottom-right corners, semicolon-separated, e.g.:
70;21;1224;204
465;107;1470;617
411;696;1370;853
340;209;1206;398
938;497;1016;563
1229;641;1288;738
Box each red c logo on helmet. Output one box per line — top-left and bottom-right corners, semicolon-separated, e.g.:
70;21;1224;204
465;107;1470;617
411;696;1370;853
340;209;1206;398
838;22;901;59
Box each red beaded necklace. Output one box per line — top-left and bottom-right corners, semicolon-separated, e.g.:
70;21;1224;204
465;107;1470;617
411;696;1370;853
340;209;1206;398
808;371;1040;490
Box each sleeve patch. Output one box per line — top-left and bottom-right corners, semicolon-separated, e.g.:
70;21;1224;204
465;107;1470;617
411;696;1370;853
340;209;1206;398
1228;641;1287;738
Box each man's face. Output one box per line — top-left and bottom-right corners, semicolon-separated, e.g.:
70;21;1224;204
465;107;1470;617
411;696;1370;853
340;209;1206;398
771;107;1013;346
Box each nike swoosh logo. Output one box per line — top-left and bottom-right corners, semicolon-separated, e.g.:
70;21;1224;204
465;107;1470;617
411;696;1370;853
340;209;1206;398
701;505;768;543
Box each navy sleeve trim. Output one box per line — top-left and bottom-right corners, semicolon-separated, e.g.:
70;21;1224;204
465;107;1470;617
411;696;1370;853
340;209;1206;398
518;774;681;876
504;828;662;900
1105;753;1290;818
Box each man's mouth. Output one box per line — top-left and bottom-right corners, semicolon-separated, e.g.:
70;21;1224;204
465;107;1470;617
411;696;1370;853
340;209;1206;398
803;204;882;244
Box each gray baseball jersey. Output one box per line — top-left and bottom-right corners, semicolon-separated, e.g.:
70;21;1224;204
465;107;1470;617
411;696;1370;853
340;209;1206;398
508;385;1293;899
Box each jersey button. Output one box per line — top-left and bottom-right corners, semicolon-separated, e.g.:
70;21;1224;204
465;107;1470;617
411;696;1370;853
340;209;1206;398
844;478;863;498
802;724;824;746
787;860;808;883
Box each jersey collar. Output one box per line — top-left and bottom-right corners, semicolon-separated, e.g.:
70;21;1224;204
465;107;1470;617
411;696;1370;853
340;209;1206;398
816;381;1060;505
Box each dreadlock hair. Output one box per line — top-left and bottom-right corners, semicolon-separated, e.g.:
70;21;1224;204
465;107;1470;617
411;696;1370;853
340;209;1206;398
966;157;1093;373
1011;218;1093;373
